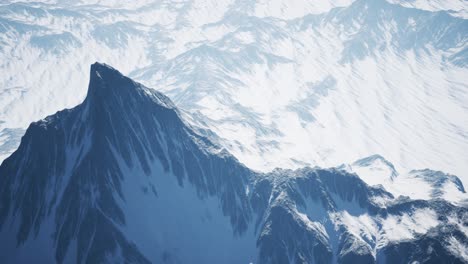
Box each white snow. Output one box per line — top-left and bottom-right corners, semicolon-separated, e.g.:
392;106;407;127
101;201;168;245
380;208;439;243
336;208;441;252
347;155;468;205
388;0;468;18
0;0;467;187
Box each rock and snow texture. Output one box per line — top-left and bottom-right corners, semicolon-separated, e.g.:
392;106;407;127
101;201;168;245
0;0;467;185
346;154;468;206
0;63;467;263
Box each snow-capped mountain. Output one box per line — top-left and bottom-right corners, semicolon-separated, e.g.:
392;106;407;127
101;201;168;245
346;154;467;206
0;0;467;185
0;63;466;263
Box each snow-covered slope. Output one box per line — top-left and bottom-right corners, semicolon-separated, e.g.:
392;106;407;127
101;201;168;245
388;0;468;18
0;63;466;263
346;154;467;206
0;0;467;185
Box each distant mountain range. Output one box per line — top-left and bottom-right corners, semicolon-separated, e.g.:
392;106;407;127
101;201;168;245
0;0;467;184
0;63;466;263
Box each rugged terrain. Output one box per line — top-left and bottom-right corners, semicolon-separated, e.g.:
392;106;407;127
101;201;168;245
1;64;466;263
0;0;467;183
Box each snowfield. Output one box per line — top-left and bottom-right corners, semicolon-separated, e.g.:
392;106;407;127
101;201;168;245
0;0;467;185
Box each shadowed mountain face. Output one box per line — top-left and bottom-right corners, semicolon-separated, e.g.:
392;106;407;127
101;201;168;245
0;63;466;264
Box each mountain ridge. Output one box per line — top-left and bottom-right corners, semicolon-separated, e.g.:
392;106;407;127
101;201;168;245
1;0;467;182
0;63;466;263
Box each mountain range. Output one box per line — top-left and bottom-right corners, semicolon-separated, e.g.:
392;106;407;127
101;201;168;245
0;63;466;263
0;0;467;184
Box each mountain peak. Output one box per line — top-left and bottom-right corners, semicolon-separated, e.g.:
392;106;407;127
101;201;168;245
90;62;121;79
1;63;467;263
86;61;137;102
86;62;176;111
353;154;398;178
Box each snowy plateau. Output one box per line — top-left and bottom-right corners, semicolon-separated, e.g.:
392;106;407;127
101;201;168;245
0;0;467;263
